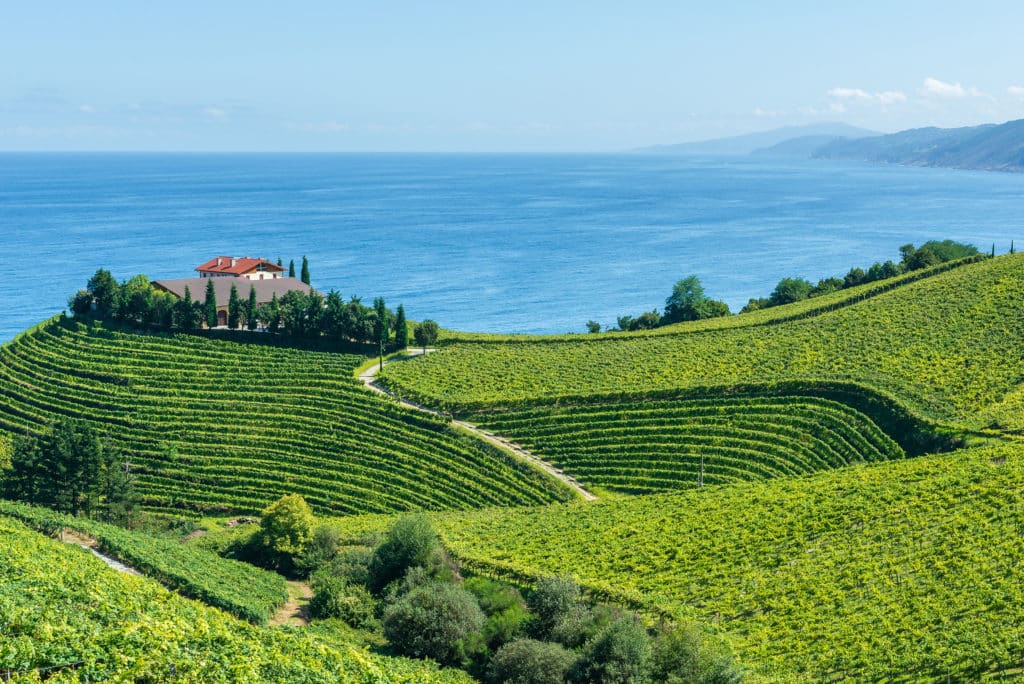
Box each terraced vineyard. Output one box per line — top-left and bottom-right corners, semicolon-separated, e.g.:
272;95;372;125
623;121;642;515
466;394;904;494
413;442;1024;682
0;319;573;516
382;254;1024;430
0;515;471;683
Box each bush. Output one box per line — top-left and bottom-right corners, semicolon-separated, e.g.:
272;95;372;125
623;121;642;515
253;493;315;573
551;603;618;650
570;613;652;684
382;581;486;666
527;575;582;640
322;546;375;587
466;576;531;649
309;573;378;629
652;623;743;684
369;514;443;593
487;638;578;684
295;524;343;577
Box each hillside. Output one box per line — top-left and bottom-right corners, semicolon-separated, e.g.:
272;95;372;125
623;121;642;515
381;254;1024;432
0;319;574;517
634;122;879;156
0;514;470;683
756;118;1024;171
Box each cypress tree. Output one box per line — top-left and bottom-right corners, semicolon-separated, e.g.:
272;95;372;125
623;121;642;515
204;278;218;328
277;257;283;267
246;285;258;331
175;286;197;331
992;243;996;257
289;259;296;278
374;297;388;369
300;256;310;285
1012;241;1016;255
228;283;241;329
394;304;408;350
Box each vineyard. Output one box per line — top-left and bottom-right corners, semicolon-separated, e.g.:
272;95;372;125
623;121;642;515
464;393;904;494
381;253;1024;430
419;441;1024;681
0;515;471;683
0;500;288;624
0;319;574;517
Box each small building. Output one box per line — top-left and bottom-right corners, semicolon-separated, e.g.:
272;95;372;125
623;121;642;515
152;277;313;327
195;256;285;281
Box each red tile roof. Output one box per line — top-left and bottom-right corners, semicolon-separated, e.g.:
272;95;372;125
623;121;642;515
195;256;285;276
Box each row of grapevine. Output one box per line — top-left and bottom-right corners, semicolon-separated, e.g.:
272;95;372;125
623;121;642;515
0;319;575;517
0;515;471;683
0;499;288;624
381;253;1024;431
466;395;903;494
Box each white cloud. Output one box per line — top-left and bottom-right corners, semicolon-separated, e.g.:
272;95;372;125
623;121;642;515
827;87;907;106
921;77;983;98
1008;85;1024;98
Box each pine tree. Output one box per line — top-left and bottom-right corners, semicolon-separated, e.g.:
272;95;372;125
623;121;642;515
267;292;281;333
228;283;241;329
300;256;310;285
246;285;259;330
175;286;198;331
289;259;296;278
374;297;389;368
394;304;408;350
992;243;996;257
204;278;218;328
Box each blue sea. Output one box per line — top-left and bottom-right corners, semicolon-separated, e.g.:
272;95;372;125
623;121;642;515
1;153;1022;342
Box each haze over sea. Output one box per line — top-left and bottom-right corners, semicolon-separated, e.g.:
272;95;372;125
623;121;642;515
1;152;1022;343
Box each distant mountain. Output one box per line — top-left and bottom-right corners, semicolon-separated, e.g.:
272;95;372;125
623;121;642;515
635;122;880;156
809;119;1024;171
750;134;851;158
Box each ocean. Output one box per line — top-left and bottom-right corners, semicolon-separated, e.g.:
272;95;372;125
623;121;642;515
1;152;1022;342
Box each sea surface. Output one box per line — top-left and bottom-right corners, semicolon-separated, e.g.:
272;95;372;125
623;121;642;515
1;153;1022;342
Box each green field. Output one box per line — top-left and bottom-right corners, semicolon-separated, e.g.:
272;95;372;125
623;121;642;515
0;515;471;683
382;254;1024;431
0;319;573;516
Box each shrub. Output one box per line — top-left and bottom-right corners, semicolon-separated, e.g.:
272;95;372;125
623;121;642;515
295;524;343;577
467;576;531;649
309;573;378;629
322;546;375;587
487;638;578;684
551;603;618;650
570;613;652;684
254;493;315;573
369;514;443;593
527;575;582;640
652;623;743;684
382;581;485;666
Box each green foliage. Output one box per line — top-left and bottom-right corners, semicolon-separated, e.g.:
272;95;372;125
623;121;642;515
382;581;486;666
767;277;813;306
414;319;440;351
255;493;315;571
526;574;582;641
0;432;11;472
369;513;443;593
172;284;201;331
0;515;471;682
437;443;1024;681
295;523;344;576
227;282;242;329
246;284;259;331
586;320;602;334
466;577;531;649
652;623;742;684
301;255;311;285
0;319;571;516
203;277;218;328
68;289;93;316
394;303;409;349
569;613;652;684
309;572;378;628
487;638;578;684
0;500;287;623
663;275;707;323
381;255;1024;431
86;268;119;318
467;394;904;495
289;258;296;278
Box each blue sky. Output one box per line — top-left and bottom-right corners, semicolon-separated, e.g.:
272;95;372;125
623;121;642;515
2;1;1023;151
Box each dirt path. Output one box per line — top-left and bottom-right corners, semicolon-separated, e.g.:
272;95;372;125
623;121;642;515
269;580;313;627
360;350;597;502
61;528;141;576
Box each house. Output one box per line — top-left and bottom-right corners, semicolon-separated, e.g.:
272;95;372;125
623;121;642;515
153;276;313;327
195;256;285;280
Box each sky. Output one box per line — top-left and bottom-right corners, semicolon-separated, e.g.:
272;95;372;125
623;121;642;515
2;1;1024;152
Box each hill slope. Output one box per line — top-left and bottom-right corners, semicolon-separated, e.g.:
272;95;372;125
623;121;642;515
634;122;879;155
0;320;574;516
381;254;1024;431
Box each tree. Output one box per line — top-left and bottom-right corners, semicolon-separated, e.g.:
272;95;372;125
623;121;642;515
204;278;218;329
369;514;442;593
374;296;389;367
768;277;813;307
904;245;939;271
118;275;155;324
262;292;282;333
288;259;296;278
382;582;486;666
87;268;120;319
569;613;653;684
300;256;310;285
487;639;578;684
227;283;241;330
173;286;201;331
324;290;346;339
527;575;582;641
68;290;93;316
663;275;708;324
629;311;661;331
586;320;602;334
393;304;408;350
255;493;316;573
309;573;377;628
277;257;283;267
843;267;866;288
652;623;742;684
246;285;258;331
413;320;440;354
